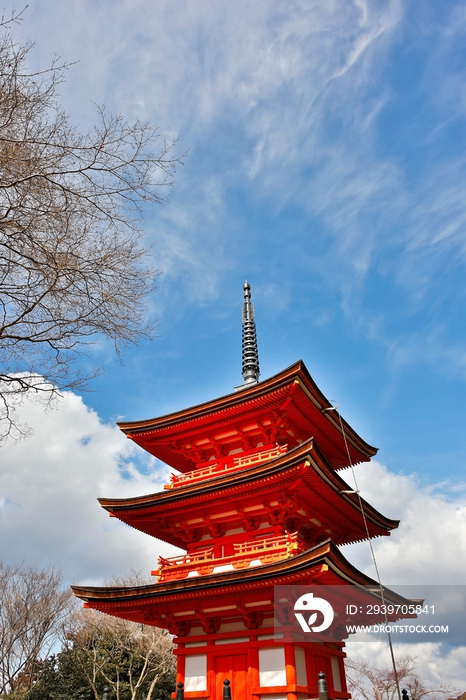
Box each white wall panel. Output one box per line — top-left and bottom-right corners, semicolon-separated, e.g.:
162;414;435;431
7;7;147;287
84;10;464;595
185;654;207;691
259;647;286;687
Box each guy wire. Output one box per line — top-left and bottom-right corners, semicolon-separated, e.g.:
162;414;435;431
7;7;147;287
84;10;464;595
331;403;402;700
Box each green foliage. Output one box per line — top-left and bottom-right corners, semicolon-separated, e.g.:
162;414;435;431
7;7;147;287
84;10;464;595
25;653;94;700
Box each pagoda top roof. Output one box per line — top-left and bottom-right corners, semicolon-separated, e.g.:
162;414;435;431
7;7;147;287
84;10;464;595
118;360;377;471
98;438;397;548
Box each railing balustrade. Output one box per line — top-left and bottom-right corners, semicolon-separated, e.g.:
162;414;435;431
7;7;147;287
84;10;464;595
152;533;300;582
164;445;288;489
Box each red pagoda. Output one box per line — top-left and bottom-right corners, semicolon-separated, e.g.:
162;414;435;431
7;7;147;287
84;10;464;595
73;282;409;700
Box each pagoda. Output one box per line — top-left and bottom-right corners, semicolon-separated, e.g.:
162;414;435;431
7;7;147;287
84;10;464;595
73;282;411;700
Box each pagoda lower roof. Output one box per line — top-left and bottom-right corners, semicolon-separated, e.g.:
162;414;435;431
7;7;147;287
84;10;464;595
71;539;417;637
99;438;397;548
117;361;377;471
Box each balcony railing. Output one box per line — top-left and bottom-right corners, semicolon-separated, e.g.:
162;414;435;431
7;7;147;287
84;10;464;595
152;533;300;582
164;445;288;489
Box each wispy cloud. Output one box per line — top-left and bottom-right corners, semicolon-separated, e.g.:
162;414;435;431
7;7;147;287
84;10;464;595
13;0;466;382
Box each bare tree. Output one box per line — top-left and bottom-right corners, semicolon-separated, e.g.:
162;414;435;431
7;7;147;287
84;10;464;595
345;655;460;700
64;608;176;700
0;10;182;441
0;561;72;697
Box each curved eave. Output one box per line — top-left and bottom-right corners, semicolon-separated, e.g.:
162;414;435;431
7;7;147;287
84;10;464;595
117;360;377;470
72;539;408;608
98;438;398;548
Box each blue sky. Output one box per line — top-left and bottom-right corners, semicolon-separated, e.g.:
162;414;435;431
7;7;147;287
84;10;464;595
2;0;466;685
12;0;465;483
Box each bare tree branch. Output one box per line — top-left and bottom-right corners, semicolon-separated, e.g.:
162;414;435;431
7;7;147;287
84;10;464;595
64;607;176;700
0;561;72;697
345;655;461;700
0;19;183;441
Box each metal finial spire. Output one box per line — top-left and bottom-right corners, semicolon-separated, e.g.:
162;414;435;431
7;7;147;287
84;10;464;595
241;280;260;386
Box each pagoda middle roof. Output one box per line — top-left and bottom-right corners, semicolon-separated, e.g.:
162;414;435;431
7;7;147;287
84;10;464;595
118;360;377;471
98;438;397;548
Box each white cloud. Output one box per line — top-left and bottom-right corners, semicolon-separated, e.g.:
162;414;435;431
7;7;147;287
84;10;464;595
0;391;182;585
343;460;466;585
337;460;466;686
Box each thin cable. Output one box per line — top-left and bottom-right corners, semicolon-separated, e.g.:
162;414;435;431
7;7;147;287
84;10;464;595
331;405;402;700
